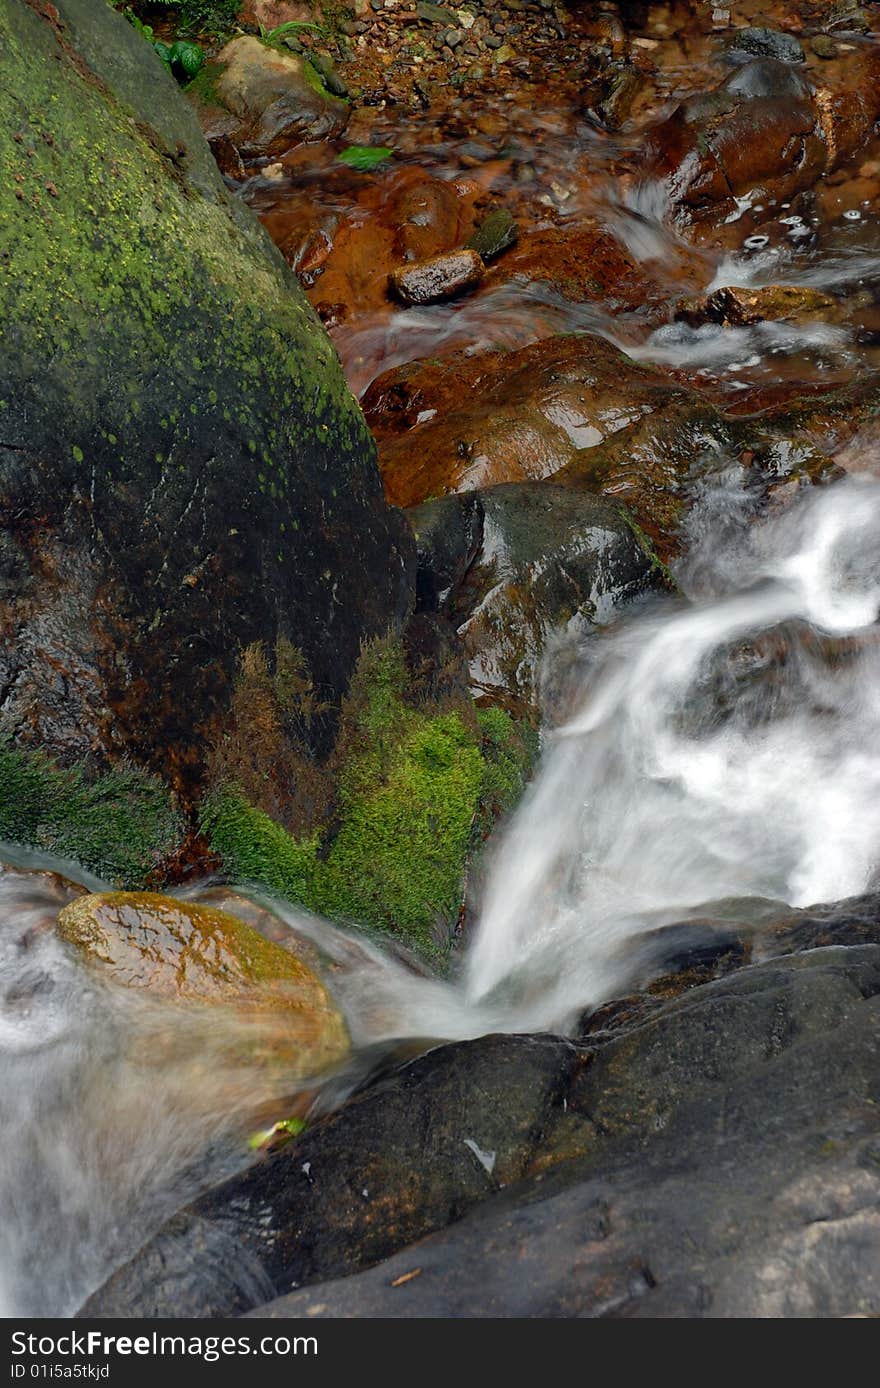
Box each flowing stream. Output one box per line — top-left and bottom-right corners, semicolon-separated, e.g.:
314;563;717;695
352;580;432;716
4;33;880;1317
3;468;880;1315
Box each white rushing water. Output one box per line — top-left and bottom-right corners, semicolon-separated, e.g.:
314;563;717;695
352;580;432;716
2;471;880;1314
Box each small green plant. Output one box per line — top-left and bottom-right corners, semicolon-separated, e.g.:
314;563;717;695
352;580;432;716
120;9;206;83
168;38;206;79
337;145;394;172
259;19;326;46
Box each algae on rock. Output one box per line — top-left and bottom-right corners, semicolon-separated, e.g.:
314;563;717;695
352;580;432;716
0;0;411;796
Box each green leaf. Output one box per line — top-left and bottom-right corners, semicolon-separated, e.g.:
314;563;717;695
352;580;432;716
337;145;394;173
169;39;206;79
261;19;325;43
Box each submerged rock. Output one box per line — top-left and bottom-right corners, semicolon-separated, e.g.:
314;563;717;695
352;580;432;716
0;0;412;795
214;37;350;154
676;284;838;328
56;892;348;1070
410;484;666;710
390;249;484;306
497;221;655;312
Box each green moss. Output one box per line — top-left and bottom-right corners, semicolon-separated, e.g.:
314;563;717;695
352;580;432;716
315;712;484;954
201;642;535;959
0;0;365;481
0;740;182;886
200;787;321;904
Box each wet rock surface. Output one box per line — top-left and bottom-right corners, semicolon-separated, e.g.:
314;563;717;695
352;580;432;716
0;0;412;793
80;1032;578;1317
410;484;666;709
364;334;710;511
81;898;880;1318
391;248;484;305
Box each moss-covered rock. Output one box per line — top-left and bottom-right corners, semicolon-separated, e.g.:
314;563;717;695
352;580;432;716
0;0;412;795
56;890;349;1073
0;739;182;887
212;36;349;154
201;639;533;956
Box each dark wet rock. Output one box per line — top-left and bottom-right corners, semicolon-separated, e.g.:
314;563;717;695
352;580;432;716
466;208;519;262
409;484;665;710
0;0;412;793
722;27;805;65
79;1034;579;1317
644;52;880;224
207;133;247;182
676;284;837;328
213;37;350;154
249;944;880;1318
593;61;643;130
761;893;880;959
390;249;484;305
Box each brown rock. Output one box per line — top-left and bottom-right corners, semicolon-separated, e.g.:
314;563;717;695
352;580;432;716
56;892;349;1073
216;36;349;155
390;248;484;305
644;51;880;224
364;334;708;521
498;221;654;312
676;284;837;328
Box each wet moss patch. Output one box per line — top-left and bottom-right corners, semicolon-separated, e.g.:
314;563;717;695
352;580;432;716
0;740;182;886
201;639;533;958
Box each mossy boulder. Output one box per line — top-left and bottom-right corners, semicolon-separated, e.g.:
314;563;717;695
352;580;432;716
0;0;412;796
210;36;350;155
56;891;349;1072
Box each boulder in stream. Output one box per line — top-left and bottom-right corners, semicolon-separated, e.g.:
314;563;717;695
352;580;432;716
79;905;880;1316
409;483;668;712
56;891;349;1074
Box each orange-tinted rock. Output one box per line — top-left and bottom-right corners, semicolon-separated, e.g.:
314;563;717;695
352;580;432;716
56;891;349;1074
676;284;837;328
388;177;466;263
496;221;654;312
365;334;702;514
390;249;484;305
644;51;880;224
